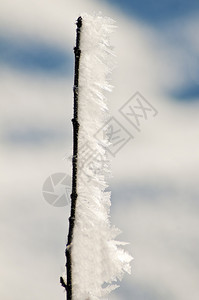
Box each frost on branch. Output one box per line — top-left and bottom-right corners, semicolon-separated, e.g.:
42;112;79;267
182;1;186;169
71;13;132;300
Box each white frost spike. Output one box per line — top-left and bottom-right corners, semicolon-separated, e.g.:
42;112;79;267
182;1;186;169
72;13;132;300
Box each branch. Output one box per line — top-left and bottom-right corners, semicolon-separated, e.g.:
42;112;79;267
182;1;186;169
65;16;82;300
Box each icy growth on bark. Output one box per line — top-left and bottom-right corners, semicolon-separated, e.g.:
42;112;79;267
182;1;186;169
72;13;132;300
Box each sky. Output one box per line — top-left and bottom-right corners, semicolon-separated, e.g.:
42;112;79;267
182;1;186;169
1;1;199;300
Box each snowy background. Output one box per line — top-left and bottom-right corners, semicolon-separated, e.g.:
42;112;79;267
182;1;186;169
1;1;199;300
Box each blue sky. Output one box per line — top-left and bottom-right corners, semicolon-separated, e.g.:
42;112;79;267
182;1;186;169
0;34;72;75
104;0;199;23
107;0;199;101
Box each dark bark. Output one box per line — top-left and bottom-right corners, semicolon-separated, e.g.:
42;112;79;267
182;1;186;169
62;16;82;300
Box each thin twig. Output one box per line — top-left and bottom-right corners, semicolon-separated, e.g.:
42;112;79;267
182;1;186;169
64;16;82;300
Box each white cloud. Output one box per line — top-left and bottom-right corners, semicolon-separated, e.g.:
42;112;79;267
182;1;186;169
112;192;199;300
0;0;119;48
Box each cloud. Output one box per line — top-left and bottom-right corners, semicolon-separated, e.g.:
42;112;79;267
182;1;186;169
112;184;199;300
0;0;116;48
